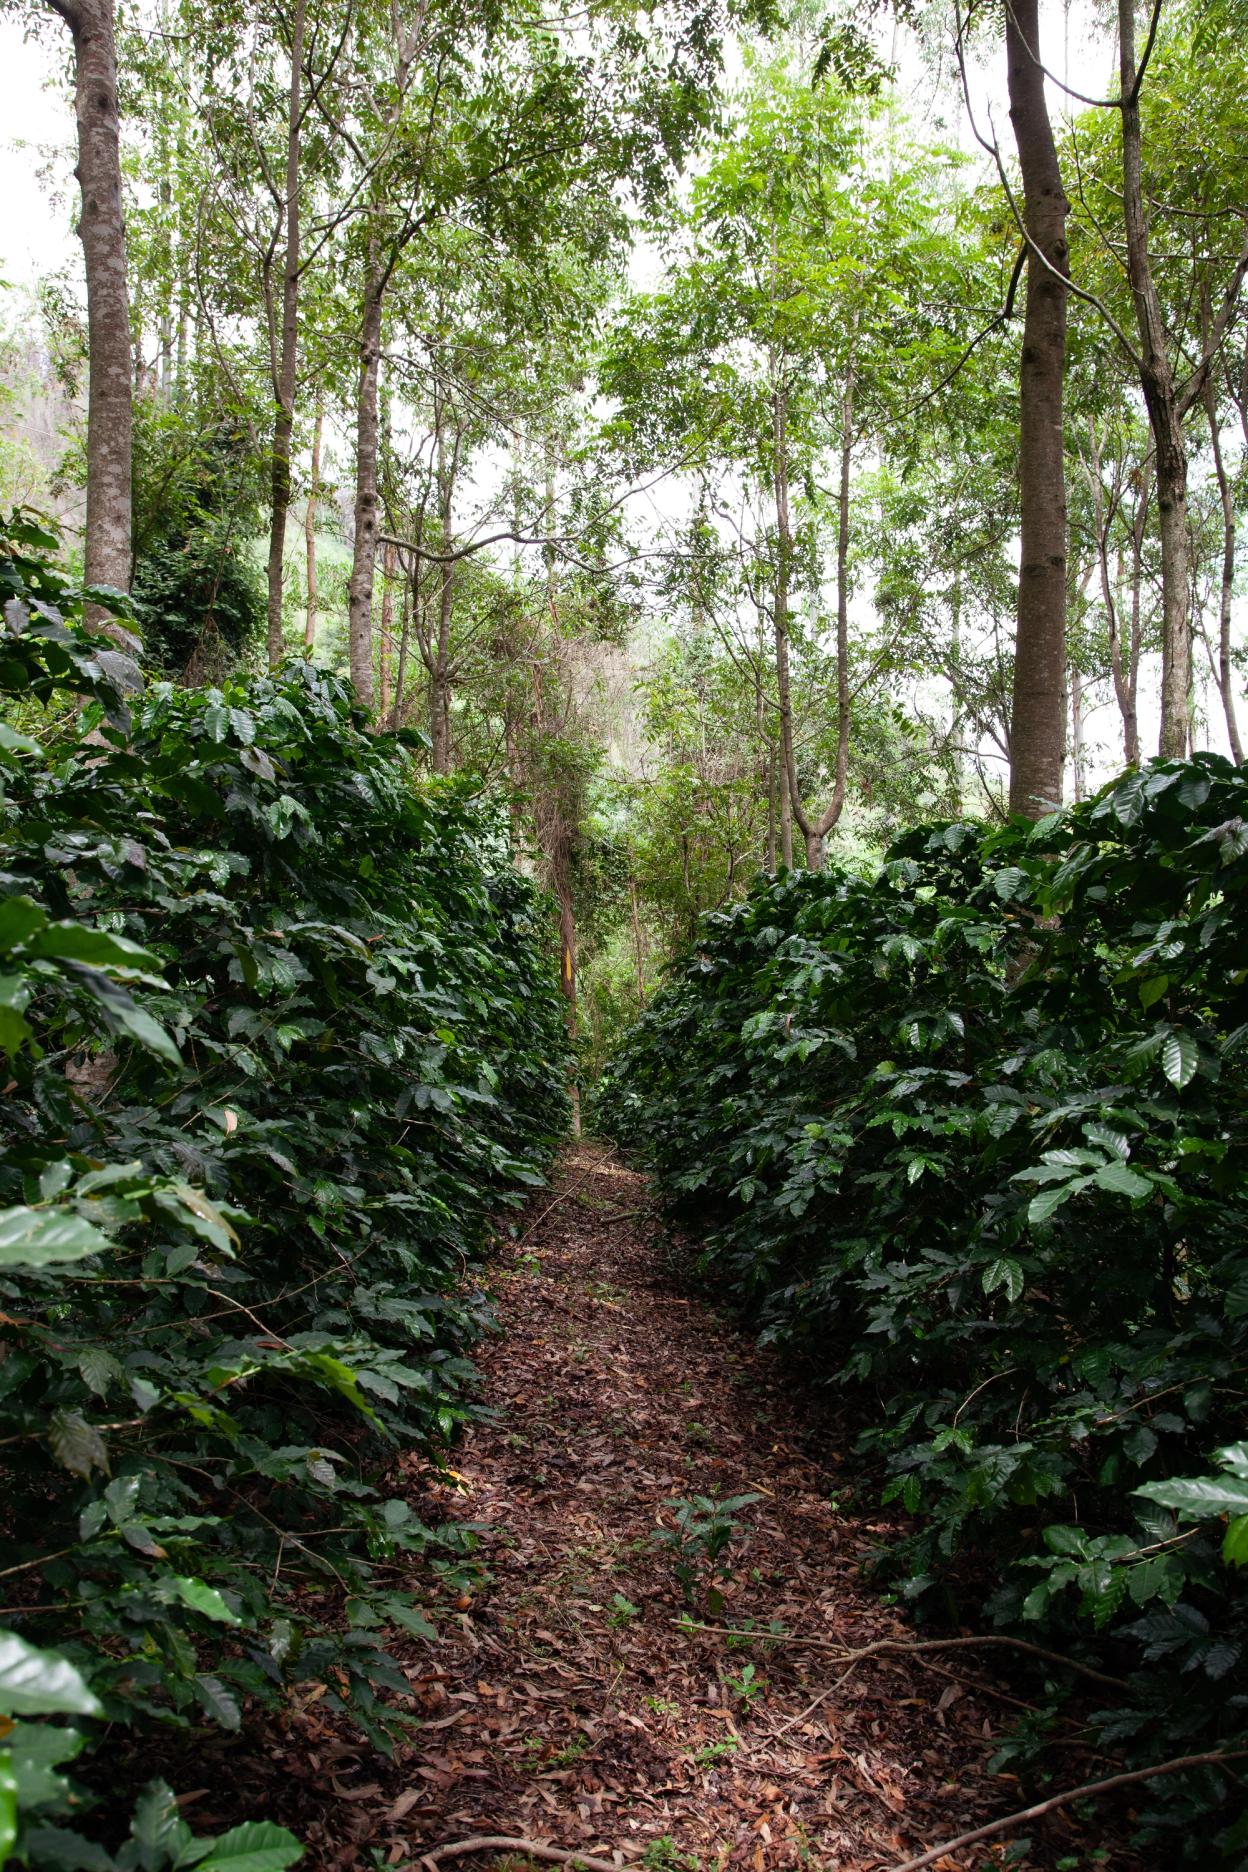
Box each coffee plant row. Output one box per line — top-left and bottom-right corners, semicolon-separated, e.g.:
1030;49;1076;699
0;516;570;1868
600;755;1248;1860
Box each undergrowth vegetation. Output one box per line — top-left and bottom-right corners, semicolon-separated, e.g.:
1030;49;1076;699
0;516;569;1866
600;758;1248;1858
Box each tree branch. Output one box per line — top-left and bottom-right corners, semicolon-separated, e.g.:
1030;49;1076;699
890;1749;1248;1872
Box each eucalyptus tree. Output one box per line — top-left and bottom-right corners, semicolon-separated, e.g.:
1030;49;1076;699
605;63;977;865
1000;0;1069;817
328;0;737;711
1058;0;1248;758
43;0;132;612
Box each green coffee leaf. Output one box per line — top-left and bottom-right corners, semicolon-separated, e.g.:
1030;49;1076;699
7;1722;86;1804
25;925;164;975
0;1207;112;1268
0;1753;16;1864
982;1257;1024;1302
167;1577;241;1626
48;1411;109;1480
192;1675;241;1731
0;1633;102;1717
1161;1028;1198;1089
194;1821;303;1872
0;896;46;951
1137;1474;1248;1517
1092;1162;1152;1199
1222;1516;1248;1567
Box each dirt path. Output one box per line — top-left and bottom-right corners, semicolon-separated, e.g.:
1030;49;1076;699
284;1146;1129;1871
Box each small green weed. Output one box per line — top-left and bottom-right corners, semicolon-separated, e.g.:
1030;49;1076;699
607;1592;640;1628
642;1837;700;1872
723;1661;764;1708
651;1492;760;1611
690;1735;739;1767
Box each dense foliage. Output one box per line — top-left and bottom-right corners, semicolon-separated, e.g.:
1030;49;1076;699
599;758;1248;1857
0;515;569;1866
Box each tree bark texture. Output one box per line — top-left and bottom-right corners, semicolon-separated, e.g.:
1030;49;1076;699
1202;349;1243;762
429;423;458;772
771;375;799;870
1118;0;1190;758
304;400;321;651
379;539;396;725
348;255;385;709
48;0;133;609
1005;0;1069;818
265;0;306;668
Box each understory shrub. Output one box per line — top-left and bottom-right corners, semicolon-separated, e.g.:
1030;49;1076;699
599;759;1248;1857
0;514;569;1865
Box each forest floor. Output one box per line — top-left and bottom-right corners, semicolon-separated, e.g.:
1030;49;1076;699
250;1145;1139;1872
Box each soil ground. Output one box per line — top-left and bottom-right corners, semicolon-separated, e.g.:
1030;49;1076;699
243;1145;1137;1872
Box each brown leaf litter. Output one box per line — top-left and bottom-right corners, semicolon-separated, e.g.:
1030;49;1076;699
184;1145;1147;1872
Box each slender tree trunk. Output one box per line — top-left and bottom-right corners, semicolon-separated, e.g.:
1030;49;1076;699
771;373;803;868
1005;0;1069;817
429;419;457;773
755;658;777;873
1118;0;1190;759
157;175;172;396
391;574;412;732
1069;661;1085;799
348;248;385;709
1201;347;1243;761
304;399;321;651
48;0;132;613
629;876;646;1005
807;355;856;867
557;850;579;1135
265;0;306;669
1087;421;1141;766
1128;484;1147;749
378;539;395;726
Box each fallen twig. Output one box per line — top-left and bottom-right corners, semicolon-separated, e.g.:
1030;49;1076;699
420;1837;620;1872
512;1172;595;1250
673;1620;1128;1690
889;1748;1248;1872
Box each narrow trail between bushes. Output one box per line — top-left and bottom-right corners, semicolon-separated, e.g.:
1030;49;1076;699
291;1146;1136;1872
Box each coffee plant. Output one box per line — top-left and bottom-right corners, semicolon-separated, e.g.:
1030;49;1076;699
600;758;1248;1859
0;514;570;1865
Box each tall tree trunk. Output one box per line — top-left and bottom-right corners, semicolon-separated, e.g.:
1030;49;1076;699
1069;661;1085;800
391;574;412;732
304;399;321;651
47;0;132;614
1127;480;1148;752
1005;0;1069;817
1118;0;1190;759
629;876;646;1005
265;0;306;669
1201;331;1243;762
771;373;802;869
556;848;579;1135
348;248;385;709
157;174;172;396
378;539;395;726
807;354;856;868
429;417;458;773
1087;420;1141;766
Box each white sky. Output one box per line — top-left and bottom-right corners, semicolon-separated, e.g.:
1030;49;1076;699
0;22;76;294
